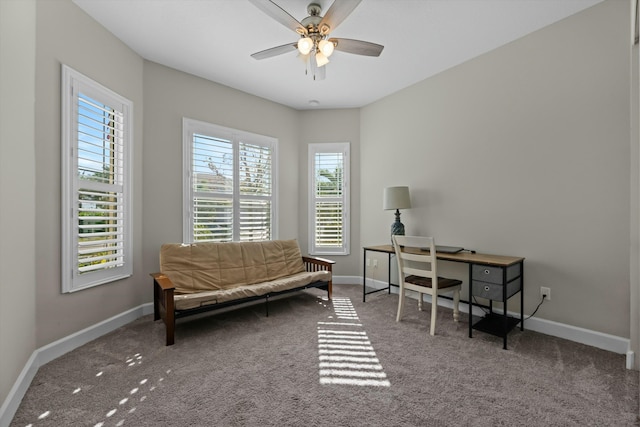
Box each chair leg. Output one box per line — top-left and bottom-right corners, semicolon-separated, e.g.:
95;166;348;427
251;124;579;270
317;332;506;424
418;292;423;311
396;287;405;322
453;289;460;322
429;293;437;336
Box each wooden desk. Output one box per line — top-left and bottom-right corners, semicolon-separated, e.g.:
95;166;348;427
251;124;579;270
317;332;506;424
362;244;525;349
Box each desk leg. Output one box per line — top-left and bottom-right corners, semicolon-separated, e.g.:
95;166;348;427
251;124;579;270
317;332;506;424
363;248;395;302
363;248;367;302
387;252;392;294
503;299;508;350
468;263;473;338
520;261;524;331
503;267;508;350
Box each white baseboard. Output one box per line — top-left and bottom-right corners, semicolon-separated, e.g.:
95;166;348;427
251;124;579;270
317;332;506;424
0;352;39;427
0;303;154;427
337;278;633;364
333;275;362;285
626;351;635;370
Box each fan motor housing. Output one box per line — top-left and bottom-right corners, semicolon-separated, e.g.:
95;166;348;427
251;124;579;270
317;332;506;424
307;3;322;16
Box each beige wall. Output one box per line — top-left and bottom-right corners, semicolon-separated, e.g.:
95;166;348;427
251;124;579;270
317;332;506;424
632;1;640;369
141;65;359;278
142;61;301;276
0;0;37;405
34;0;145;346
298;109;361;276
361;0;631;337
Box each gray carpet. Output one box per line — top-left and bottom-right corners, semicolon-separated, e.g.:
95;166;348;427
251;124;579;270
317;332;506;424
10;284;639;426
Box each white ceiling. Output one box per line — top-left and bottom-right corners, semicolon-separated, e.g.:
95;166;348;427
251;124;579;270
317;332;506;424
72;0;603;110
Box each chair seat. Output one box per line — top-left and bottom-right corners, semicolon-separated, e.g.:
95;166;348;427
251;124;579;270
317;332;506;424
405;275;462;289
393;235;462;335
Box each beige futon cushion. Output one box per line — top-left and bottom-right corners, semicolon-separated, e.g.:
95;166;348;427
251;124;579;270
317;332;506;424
173;270;331;310
160;240;306;295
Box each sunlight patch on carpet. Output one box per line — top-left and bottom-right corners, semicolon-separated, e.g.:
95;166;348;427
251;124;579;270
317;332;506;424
91;368;170;427
317;296;390;387
20;353;173;427
317;321;362;327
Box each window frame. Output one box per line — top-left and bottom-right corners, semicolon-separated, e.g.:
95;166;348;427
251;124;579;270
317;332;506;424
61;65;133;293
182;118;278;243
308;142;350;256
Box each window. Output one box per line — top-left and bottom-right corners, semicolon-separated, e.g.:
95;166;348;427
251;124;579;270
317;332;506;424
61;65;133;292
183;118;277;243
309;142;350;255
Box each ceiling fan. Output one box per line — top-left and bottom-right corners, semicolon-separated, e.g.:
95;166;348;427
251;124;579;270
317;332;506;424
249;0;384;80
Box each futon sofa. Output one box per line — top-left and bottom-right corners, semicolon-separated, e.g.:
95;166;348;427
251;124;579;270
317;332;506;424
151;239;334;345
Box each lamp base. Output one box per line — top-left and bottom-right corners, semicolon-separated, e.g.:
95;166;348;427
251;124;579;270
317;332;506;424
390;209;405;244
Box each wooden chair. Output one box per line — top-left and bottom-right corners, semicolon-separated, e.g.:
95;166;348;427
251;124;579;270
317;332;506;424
392;235;462;335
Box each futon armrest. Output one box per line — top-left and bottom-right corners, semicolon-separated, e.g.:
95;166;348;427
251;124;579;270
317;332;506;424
150;272;175;291
302;256;335;269
150;272;176;346
302;256;334;299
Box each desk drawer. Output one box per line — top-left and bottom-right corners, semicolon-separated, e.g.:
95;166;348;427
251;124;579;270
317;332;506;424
472;263;521;285
472;278;521;301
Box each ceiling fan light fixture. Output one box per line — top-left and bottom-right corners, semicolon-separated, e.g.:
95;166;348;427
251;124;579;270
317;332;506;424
249;0;384;80
315;51;330;67
319;23;331;35
297;37;313;55
318;39;334;57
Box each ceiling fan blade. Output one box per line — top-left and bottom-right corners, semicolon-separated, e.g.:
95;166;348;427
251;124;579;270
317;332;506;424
248;0;307;35
251;43;298;60
330;38;384;57
318;0;362;33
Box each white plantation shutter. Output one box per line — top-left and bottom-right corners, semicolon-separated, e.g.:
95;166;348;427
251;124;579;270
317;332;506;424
309;143;350;255
62;65;133;292
183;119;277;243
315;153;344;246
193;197;233;242
191;134;234;242
239;142;272;241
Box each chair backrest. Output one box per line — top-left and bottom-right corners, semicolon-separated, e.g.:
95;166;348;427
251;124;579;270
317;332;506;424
392;235;439;288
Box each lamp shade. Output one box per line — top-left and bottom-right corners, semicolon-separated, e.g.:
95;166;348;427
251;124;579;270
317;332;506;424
383;186;411;210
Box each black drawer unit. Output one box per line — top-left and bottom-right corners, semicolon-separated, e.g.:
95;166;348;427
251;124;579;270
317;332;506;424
472;264;520;284
472;277;521;301
468;260;524;350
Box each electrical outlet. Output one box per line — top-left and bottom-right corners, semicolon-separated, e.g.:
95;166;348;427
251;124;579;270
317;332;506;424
373;259;378;268
540;286;551;301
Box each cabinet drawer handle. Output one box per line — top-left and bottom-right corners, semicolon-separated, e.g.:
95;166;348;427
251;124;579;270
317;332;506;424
484;285;490;292
484;269;490;275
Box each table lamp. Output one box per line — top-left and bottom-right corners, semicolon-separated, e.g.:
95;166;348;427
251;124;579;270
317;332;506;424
383;186;411;243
